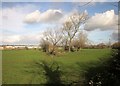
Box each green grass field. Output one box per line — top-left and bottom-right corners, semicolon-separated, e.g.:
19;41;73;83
2;49;112;84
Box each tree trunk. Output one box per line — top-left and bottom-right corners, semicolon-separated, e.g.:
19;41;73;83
50;45;56;55
68;39;72;52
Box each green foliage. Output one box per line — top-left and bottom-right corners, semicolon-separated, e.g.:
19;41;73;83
85;49;120;86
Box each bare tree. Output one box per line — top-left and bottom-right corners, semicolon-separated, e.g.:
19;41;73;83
42;28;63;55
78;31;88;49
72;31;88;51
62;11;88;52
61;27;69;51
40;38;50;52
72;39;80;51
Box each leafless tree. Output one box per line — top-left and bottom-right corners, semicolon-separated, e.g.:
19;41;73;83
42;28;63;55
72;31;88;51
78;31;88;49
62;11;88;52
40;38;50;52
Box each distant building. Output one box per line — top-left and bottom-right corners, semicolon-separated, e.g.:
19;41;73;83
0;46;3;50
14;45;26;49
3;45;15;50
0;45;40;50
27;45;39;49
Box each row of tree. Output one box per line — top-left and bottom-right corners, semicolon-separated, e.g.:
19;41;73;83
40;11;89;55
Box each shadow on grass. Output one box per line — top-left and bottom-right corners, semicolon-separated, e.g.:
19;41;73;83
24;60;66;86
76;49;120;86
36;61;63;85
23;49;120;86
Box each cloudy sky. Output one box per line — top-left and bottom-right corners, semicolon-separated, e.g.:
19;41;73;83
0;1;119;45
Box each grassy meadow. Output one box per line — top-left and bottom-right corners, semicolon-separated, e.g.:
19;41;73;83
2;49;112;84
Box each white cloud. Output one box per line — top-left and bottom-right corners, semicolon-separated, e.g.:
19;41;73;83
59;9;88;25
0;9;2;27
3;35;21;43
2;8;25;31
24;9;63;23
1;5;64;44
85;10;118;31
111;30;119;41
2;32;43;45
1;4;38;32
24;10;40;23
19;33;42;44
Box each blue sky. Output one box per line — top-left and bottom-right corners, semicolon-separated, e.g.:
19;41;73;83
0;2;119;45
2;2;118;14
1;0;119;2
